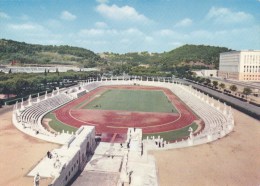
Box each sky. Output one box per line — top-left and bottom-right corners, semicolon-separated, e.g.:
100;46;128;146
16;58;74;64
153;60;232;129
0;0;259;53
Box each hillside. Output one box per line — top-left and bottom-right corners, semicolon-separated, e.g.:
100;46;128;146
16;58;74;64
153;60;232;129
103;44;231;69
161;44;231;68
101;51;163;65
0;39;232;70
0;39;102;67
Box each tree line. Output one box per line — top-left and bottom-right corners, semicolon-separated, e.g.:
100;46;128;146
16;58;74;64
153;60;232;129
0;70;99;103
0;39;102;67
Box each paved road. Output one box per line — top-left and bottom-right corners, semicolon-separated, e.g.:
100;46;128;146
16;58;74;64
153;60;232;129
209;77;260;90
178;80;260;119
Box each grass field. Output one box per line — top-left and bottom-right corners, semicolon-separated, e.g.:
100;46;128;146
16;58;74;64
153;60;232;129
142;122;198;141
45;113;77;133
82;89;178;113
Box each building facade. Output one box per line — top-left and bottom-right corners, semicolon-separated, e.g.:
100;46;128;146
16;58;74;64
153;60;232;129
193;69;218;77
218;50;260;81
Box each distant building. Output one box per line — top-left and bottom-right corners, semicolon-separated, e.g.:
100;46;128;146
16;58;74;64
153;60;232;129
193;69;217;77
218;50;260;81
0;94;16;99
0;66;99;74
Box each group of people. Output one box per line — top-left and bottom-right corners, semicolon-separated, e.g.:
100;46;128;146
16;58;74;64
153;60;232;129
155;140;164;148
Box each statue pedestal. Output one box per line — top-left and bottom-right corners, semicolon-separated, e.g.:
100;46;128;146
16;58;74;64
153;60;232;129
207;134;212;142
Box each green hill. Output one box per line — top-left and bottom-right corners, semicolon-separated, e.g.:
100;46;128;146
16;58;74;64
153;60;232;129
102;44;231;69
0;39;102;67
160;44;231;68
0;39;232;70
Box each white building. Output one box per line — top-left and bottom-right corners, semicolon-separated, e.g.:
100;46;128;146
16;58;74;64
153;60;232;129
218;50;260;81
0;66;99;73
193;69;217;77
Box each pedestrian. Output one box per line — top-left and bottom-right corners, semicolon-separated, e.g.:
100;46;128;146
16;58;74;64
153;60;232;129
34;173;40;186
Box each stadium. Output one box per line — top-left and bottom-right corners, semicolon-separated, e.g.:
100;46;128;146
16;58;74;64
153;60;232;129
10;77;235;185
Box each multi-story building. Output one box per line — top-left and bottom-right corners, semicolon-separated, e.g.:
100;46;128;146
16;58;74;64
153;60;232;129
218;50;260;81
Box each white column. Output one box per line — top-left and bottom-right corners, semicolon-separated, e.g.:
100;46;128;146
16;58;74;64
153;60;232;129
37;93;40;103
28;95;32;106
45;91;48;100
21;98;25;110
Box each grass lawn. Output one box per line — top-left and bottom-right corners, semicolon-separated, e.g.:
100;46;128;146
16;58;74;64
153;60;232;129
82;89;178;113
142;122;198;142
44;113;77;133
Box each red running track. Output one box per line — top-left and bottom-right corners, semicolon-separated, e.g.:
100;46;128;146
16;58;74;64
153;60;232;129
54;85;200;137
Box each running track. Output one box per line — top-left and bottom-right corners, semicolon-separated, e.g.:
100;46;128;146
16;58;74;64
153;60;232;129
54;86;202;138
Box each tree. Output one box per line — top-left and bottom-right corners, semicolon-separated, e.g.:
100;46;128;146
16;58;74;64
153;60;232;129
1;80;15;98
219;83;225;90
205;78;211;85
15;79;29;96
229;85;237;93
243;87;252;99
195;76;201;83
199;78;205;84
212;81;218;88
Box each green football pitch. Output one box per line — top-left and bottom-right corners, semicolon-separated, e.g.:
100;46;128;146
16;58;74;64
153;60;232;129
82;89;178;113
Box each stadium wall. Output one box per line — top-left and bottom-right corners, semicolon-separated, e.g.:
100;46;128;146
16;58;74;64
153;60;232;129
50;126;96;186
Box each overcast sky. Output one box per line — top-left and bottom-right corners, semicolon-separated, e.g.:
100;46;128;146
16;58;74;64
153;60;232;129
0;0;259;53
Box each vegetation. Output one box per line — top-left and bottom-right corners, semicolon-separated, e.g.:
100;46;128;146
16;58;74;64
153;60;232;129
101;44;231;76
44;113;77;133
205;78;211;85
0;70;99;102
0;39;234;105
0;39;102;67
219;83;226;90
160;44;231;68
243;87;252;98
142;122;198;142
83;89;177;113
229;85;238;92
212;81;218;88
0;39;232;78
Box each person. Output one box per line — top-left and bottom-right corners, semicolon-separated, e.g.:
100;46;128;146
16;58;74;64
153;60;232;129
128;171;133;184
47;151;52;159
34;173;40;186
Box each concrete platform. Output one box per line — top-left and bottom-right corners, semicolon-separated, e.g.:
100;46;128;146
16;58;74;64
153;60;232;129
71;171;119;186
85;154;123;172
